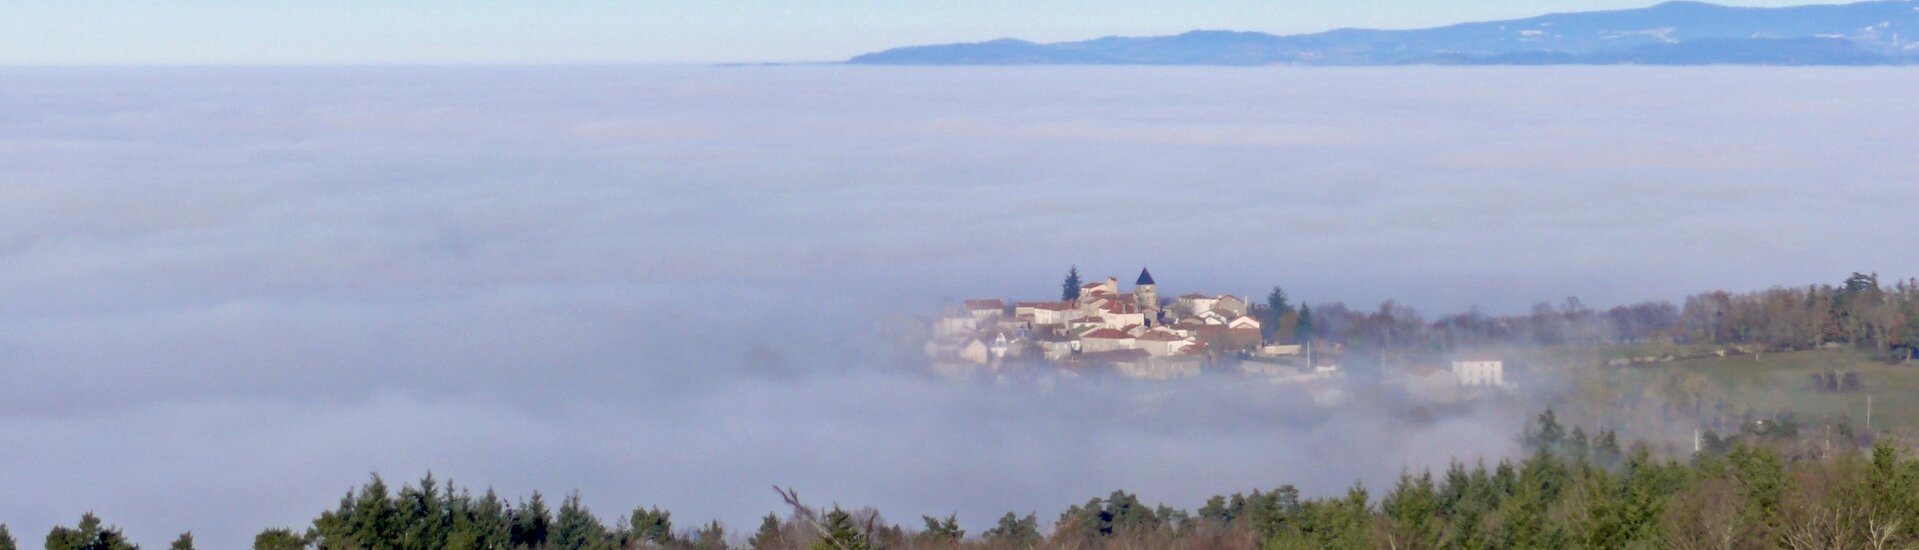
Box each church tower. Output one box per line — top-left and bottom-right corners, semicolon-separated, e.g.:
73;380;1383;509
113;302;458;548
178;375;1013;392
1135;267;1159;320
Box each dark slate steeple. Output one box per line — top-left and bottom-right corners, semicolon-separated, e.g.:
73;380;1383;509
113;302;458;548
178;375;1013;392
1136;267;1155;285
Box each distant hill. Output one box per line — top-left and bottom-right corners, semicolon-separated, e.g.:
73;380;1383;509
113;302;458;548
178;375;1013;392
848;1;1919;66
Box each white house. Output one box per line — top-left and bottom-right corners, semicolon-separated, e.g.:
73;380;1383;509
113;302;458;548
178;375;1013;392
1451;360;1505;387
1017;301;1081;325
964;299;1005;321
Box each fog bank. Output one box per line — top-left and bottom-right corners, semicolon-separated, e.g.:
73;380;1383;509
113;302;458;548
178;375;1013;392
1;66;1915;546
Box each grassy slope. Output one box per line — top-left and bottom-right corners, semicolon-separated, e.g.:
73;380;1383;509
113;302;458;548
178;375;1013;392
1610;348;1917;436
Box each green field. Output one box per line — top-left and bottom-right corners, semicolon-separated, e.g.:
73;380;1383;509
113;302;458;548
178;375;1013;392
1602;348;1917;439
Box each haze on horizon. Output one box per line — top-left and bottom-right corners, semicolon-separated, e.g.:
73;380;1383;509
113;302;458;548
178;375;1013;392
0;0;1864;65
3;65;1918;547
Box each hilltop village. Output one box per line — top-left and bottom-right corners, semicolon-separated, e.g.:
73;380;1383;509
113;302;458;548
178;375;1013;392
928;268;1336;381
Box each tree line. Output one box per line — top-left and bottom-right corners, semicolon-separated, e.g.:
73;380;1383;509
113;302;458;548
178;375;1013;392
1257;272;1919;360
22;408;1919;549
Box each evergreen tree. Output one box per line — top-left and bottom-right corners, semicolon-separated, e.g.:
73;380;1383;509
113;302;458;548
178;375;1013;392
46;513;139;550
626;506;673;546
982;512;1040;546
550;493;612;550
510;492;552;549
1295;304;1315;343
747;514;786;550
396;473;447;550
251;529;306;550
918;514;963;542
167;532;194;550
1062;266;1082;301
1523;409;1567;452
446;488;511;549
810;506;868;550
1728;444;1787;544
1381;472;1440;549
0;524;16;550
688;520;728;550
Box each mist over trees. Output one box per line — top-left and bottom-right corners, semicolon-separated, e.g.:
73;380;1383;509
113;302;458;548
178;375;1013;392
1287;272;1919;360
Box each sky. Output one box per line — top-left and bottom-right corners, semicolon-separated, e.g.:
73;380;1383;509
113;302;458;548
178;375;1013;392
0;0;1863;65
2;65;1917;547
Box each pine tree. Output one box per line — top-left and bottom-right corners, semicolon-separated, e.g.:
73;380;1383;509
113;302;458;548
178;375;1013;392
46;513;139;550
811;506;869;550
688;520;728;550
626;506;673;546
919;514;963;542
0;524;16;550
397;473;448;549
550;493;612;550
747;514;786;549
1062;266;1083;301
1381;472;1440;549
251;529;306;550
168;532;194;550
982;512;1040;545
510;492;552;549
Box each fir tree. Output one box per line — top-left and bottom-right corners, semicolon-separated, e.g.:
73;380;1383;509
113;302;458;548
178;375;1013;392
0;524;16;550
811;506;868;550
510;492;552;549
626;506;673;546
747;514;786;550
1062;266;1082;301
167;532;194;550
550;493;612;550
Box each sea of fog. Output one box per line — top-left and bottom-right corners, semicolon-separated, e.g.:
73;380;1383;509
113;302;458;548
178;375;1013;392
2;65;1917;547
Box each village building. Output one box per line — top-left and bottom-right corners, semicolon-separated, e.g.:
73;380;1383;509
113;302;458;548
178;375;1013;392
939;267;1302;380
964;299;1006;321
1080;327;1138;354
1451;359;1507;387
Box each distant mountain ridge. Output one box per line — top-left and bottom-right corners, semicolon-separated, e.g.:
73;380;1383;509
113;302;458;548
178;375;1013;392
848;1;1919;65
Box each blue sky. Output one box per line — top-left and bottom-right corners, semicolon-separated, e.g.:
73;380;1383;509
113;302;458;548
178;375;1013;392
1;1;1854;64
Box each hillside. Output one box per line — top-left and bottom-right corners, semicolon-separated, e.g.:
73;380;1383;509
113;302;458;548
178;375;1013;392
849;0;1919;65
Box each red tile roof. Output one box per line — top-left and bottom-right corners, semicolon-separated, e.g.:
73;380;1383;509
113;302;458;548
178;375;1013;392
1082;328;1134;340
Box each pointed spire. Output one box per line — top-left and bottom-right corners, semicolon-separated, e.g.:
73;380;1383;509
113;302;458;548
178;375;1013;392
1136;267;1155;285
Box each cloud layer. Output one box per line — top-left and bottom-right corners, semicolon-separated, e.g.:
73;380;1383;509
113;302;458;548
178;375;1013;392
1;65;1916;546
